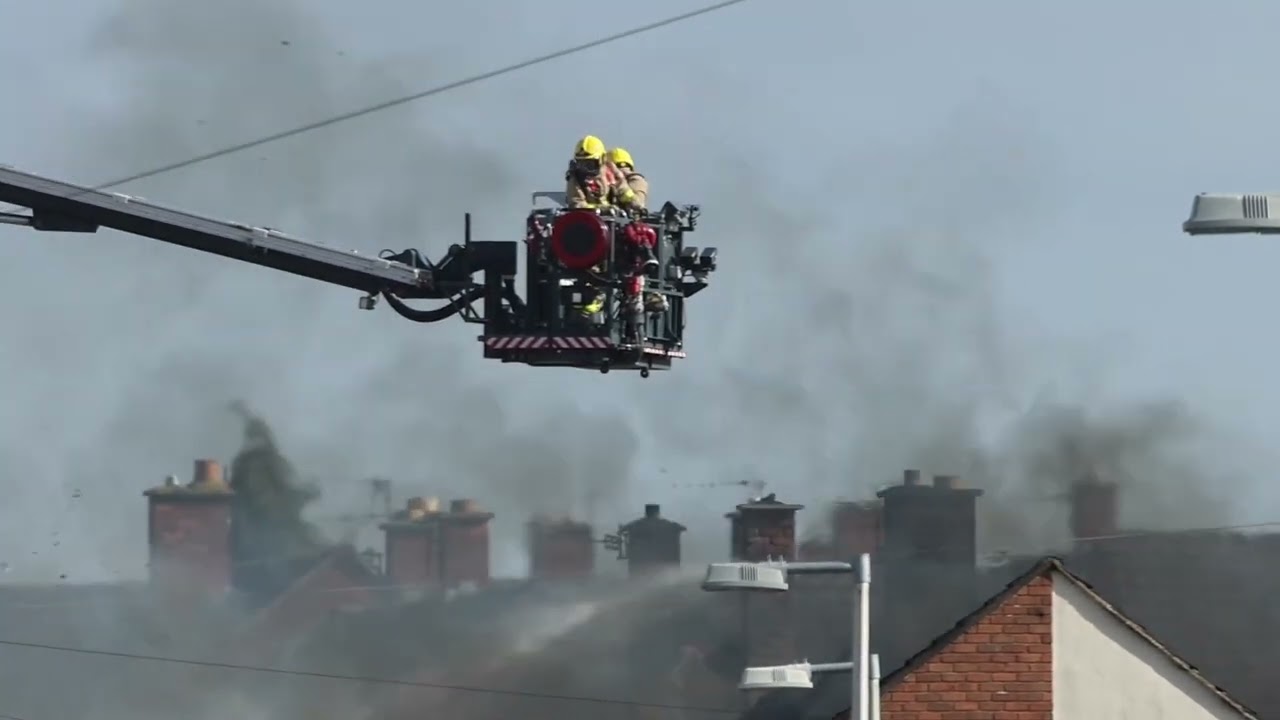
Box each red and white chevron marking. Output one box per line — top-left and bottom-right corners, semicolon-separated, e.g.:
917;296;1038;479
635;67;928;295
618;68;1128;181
482;335;614;350
552;336;613;349
483;335;549;350
642;346;687;358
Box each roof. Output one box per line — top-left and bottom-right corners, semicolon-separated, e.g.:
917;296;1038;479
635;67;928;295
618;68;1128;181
1062;531;1280;714
286;567;745;720
863;557;1255;719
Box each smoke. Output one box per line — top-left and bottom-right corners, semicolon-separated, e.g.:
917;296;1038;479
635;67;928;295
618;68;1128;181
642;93;1250;559
0;0;648;716
999;398;1236;538
0;1;1267;717
0;0;649;586
226;402;328;601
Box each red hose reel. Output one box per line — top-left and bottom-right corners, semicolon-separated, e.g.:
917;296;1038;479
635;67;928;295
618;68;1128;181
549;211;610;270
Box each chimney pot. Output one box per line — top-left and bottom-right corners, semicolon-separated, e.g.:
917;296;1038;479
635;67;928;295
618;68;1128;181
191;459;226;488
451;498;480;514
404;496;440;520
644;504;660;519
933;474;959;489
164;475;179;488
903;469;922;486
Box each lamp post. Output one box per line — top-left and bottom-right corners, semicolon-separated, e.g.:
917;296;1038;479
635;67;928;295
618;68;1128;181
701;554;873;720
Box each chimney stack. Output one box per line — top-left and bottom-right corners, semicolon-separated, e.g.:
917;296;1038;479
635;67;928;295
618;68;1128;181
620;503;687;577
380;497;442;588
439;499;494;588
732;494;804;562
143;459;234;594
1069;477;1119;541
528;516;595;580
831;500;883;556
933;474;959;490
726;494;803;668
877;469;983;566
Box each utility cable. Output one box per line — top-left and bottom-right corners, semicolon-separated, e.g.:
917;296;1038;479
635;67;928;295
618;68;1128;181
14;0;750;205
0;637;737;714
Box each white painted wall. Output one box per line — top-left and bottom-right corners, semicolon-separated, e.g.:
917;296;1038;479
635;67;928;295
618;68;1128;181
1051;572;1247;720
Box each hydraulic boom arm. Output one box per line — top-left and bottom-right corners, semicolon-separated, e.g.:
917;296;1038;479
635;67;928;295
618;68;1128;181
0;163;516;322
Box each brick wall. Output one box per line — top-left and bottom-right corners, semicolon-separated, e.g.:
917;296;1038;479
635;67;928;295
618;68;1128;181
833;501;882;556
881;574;1052;720
734;499;803;562
439;504;493;588
147;495;234;591
732;498;804;668
528;517;595;580
383;523;439;587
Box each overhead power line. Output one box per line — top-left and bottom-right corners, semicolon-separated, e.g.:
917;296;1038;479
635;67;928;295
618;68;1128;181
82;0;751;194
0;637;738;715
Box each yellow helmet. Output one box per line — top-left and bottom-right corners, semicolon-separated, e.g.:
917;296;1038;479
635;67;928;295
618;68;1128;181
574;135;606;160
607;147;634;168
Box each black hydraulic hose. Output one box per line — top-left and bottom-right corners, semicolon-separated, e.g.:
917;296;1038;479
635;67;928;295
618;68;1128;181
502;280;526;314
381;287;484;323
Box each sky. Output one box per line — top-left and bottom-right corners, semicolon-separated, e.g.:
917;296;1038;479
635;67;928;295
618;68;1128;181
4;0;1280;582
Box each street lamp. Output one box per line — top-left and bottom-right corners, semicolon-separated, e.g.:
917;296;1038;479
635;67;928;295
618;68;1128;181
738;661;854;690
1183;192;1280;234
701;555;873;720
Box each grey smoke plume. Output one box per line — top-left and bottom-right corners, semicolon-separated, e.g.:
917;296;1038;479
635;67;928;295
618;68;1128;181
0;0;643;583
0;2;1266;720
227;402;327;600
0;0;1253;588
642;96;1249;558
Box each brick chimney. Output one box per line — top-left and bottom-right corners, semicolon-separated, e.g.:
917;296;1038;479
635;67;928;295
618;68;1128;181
620;503;686;577
726;510;743;559
143;459;234;594
832;500;883;556
1069;477;1119;541
528;516;595;580
439;499;493;588
876;470;983;566
379;496;442;588
724;494;804;669
733;494;804;561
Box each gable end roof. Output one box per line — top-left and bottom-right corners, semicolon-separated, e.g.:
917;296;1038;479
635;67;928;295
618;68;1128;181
877;556;1256;719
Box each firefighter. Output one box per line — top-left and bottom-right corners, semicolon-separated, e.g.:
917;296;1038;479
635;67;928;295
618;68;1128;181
606;147;648;213
609;147;666;319
563;135;616;317
565;135;620;209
